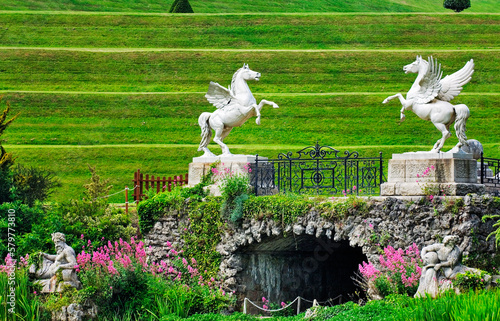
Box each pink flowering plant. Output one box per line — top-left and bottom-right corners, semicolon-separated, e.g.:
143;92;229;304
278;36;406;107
358;243;422;298
75;236;233;317
0;253;41;319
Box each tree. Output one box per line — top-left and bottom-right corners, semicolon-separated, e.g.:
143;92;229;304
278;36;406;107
169;0;194;13
443;0;471;12
0;97;20;203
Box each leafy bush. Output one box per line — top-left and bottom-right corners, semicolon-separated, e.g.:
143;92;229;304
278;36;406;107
183;199;224;279
137;166;212;235
317;193;369;219
137;186;201;235
0;165;14;204
453;270;489;292
58;165;135;250
212;165;251;223
0;202;53;259
243;193;313;225
358;244;422;298
443;0;471;12
74;236;234;318
482;211;500;248
12;165;60;207
0;97;20;204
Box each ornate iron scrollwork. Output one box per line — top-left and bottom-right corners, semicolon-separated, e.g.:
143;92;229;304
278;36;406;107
250;142;384;196
481;154;500;196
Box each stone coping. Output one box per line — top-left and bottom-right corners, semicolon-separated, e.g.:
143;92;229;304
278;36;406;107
392;151;473;160
192;154;267;163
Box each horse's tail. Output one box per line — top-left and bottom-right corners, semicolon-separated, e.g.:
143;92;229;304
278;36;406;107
198;112;212;151
454;104;470;147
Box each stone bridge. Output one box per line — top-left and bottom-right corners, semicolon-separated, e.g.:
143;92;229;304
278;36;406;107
144;194;498;308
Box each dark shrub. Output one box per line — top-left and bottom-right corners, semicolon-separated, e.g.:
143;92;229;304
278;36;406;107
443;0;471;12
13;165;61;207
169;0;194;13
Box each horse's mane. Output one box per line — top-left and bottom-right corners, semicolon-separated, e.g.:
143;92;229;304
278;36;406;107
230;67;243;95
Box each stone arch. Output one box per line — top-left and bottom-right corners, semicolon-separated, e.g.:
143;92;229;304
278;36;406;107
217;218;367;310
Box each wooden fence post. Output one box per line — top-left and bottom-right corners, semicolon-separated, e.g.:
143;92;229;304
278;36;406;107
133;170;188;202
125;186;128;215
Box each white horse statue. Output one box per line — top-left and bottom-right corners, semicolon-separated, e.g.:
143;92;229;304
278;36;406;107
198;64;279;157
383;56;474;153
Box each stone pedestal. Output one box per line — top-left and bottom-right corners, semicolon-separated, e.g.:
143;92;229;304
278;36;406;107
188;154;266;187
381;152;486;196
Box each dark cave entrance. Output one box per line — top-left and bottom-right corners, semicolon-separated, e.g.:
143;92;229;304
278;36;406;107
235;235;367;313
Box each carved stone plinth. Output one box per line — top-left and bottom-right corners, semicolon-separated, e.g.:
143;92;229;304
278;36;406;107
188;155;265;187
381;152;486;196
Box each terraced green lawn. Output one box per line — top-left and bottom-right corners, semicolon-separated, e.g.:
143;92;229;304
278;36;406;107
0;14;498;50
0;10;498;202
0;0;498;13
0;50;499;92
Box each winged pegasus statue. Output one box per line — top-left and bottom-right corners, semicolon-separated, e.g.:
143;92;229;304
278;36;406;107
198;64;279;157
383;56;474;153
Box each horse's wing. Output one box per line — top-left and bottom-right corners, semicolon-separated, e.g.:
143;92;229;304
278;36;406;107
205;81;233;109
415;56;442;104
437;59;474;102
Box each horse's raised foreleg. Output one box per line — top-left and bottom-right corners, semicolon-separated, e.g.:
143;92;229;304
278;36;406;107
430;123;451;153
254;99;279;125
383;93;412;121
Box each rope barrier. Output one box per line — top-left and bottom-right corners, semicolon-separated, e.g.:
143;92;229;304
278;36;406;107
243;295;343;315
299;294;343;305
243;296;300;313
93;185;139;200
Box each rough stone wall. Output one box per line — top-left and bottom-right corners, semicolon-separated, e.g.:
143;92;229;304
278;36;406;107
143;215;188;263
143;194;499;297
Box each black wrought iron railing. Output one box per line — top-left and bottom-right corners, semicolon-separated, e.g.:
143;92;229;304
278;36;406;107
250;142;384;196
481;153;500;196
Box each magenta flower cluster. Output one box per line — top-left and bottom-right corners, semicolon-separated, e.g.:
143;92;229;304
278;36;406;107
359;243;422;296
211;163;252;185
75;236;147;275
416;165;435;180
0;253;29;273
75;236;228;295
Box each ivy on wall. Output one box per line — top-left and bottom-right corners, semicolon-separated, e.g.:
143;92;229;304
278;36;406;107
137;187;371;276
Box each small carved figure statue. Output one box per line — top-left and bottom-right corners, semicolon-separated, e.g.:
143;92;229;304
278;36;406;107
198;63;279;157
415;235;480;298
29;232;81;293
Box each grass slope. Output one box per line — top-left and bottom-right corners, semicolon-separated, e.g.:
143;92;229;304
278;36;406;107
0;12;498;202
0;0;498;13
0;50;498;92
0;14;498;50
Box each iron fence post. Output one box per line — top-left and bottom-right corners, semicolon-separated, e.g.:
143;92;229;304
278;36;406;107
254;154;259;195
356;160;359;196
344;158;347;195
481;152;484;184
379;152;383;185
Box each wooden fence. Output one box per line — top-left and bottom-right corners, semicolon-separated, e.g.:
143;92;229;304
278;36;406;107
132;169;189;202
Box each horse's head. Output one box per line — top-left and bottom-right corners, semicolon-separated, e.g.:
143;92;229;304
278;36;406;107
403;55;424;74
239;63;261;81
